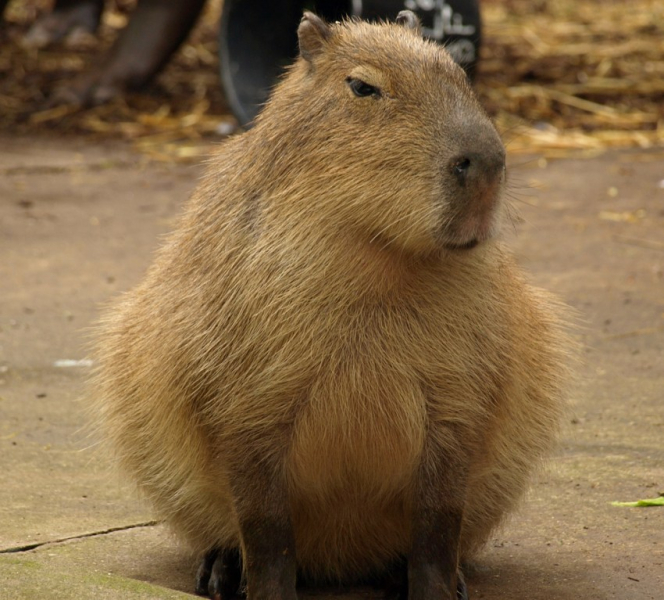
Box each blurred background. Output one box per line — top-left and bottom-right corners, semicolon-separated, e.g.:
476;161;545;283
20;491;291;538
1;0;662;160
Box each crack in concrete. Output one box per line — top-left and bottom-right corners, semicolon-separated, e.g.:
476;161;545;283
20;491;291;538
0;520;159;554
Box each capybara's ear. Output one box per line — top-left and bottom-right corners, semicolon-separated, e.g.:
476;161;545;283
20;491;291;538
396;10;422;35
298;12;331;62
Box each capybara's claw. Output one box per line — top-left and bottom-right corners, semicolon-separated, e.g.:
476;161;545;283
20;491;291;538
457;569;469;600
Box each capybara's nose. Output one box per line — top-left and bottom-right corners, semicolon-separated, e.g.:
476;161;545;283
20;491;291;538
449;146;506;189
442;123;506;243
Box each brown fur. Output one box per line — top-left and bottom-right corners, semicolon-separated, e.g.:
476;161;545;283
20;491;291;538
94;13;570;587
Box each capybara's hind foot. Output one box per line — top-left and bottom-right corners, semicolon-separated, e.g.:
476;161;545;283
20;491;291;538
195;547;243;600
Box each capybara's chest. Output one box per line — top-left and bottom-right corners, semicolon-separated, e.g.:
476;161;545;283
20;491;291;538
283;310;491;501
286;361;427;499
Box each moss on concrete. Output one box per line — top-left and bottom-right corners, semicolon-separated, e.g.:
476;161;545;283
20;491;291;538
0;555;192;600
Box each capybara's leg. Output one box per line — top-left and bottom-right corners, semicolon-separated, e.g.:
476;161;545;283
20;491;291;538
228;450;296;600
408;432;469;600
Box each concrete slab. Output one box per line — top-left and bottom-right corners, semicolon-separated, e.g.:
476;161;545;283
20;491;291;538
0;555;192;600
0;140;201;551
0;525;193;599
1;136;662;599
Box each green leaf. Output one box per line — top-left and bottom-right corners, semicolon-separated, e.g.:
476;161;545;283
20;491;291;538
611;496;664;507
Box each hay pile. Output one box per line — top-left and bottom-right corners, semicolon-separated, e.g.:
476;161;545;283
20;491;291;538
479;0;664;156
1;0;662;159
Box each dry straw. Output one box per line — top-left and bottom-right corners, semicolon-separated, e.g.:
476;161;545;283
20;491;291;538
1;0;662;159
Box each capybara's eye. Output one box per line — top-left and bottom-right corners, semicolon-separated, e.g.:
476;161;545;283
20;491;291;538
346;77;381;98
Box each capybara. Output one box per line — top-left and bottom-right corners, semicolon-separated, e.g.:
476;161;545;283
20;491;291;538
94;11;570;600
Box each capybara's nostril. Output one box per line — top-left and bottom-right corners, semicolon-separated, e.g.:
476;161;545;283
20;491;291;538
450;149;505;187
453;157;472;178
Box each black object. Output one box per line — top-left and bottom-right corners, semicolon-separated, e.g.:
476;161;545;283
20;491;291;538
219;0;482;127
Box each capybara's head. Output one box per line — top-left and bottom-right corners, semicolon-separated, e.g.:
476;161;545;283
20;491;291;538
253;11;506;256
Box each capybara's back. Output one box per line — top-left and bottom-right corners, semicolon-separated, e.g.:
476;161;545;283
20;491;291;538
95;11;570;600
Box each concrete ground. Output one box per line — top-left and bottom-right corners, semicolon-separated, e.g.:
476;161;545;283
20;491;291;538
0;136;662;600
